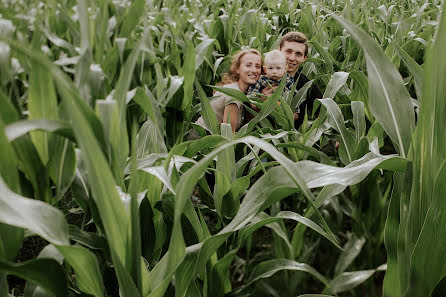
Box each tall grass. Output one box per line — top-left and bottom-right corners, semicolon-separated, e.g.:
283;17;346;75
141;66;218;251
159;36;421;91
0;0;444;296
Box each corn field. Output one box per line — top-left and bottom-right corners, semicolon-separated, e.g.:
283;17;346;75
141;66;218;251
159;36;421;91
0;0;445;296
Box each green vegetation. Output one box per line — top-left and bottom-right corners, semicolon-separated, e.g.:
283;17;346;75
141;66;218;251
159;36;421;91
0;0;444;296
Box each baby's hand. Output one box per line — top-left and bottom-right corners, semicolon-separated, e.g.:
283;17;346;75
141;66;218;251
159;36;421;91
260;85;278;100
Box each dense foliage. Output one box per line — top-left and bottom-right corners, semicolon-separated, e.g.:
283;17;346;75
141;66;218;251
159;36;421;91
0;0;445;296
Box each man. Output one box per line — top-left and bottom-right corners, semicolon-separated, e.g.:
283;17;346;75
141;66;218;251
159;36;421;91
262;31;323;128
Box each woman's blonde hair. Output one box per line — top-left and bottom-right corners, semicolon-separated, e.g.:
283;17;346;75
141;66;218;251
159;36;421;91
220;48;262;85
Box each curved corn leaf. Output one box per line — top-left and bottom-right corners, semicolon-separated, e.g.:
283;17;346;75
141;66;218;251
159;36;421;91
322;71;349;100
392;40;423;101
5;119;74;142
324;269;379;294
324;8;415;157
319;98;355;165
0;258;67;297
234;259;328;294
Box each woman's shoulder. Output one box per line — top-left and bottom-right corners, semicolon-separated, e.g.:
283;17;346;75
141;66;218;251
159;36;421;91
222;82;240;90
213;82;240;97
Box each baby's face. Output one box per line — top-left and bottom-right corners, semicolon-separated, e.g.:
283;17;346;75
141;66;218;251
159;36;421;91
264;60;287;80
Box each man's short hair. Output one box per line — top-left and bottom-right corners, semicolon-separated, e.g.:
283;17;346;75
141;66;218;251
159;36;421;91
279;31;309;57
264;50;286;66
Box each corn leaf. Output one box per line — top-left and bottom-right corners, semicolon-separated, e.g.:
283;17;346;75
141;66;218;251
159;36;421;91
325;8;415;157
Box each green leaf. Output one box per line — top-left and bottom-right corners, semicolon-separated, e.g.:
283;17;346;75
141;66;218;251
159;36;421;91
334;235;366;276
309;41;334;74
397;9;446;297
5;120;74;142
47;137;76;200
241;259;328;292
392;40;423;100
120;0;145;37
351;101;366;146
324;8;415;157
56;246;104;297
5;39;131;289
0;118;19;192
383;171;406;297
0;175;69;245
181;41;196;112
0;91;18;124
0;258;67;297
324;269;377;294
319;98;355;164
27;50;58;165
322;71;349;100
195;81;219;134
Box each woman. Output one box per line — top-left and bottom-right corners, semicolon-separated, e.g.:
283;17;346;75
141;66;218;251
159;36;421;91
191;48;262;137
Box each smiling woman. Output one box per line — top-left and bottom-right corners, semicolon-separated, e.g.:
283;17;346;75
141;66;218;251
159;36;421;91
191;49;262;137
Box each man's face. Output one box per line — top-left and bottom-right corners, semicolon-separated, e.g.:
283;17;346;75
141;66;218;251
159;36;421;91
280;41;307;76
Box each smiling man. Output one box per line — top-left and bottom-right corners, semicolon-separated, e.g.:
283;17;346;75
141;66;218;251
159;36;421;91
262;31;323;128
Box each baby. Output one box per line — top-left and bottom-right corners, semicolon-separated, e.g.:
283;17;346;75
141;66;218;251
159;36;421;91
247;49;294;99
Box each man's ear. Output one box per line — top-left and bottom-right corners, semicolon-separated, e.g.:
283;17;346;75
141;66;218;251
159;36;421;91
303;56;308;61
263;66;266;72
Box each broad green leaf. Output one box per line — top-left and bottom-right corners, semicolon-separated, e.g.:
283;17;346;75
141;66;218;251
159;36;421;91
319;98;355;164
324;269;377;294
181;41;195;112
237;259;328;293
158;137;401;296
120;0;145;37
403;162;446;296
349;71;373;122
0;91;18;124
57;246;104;297
0;118;19;192
383;171;406;297
322;71;349;100
0;258;67;297
392;40;423;100
325;8;415;157
400;8;446;297
214;124;235;217
351;101;366;146
292;79;314;111
75;0;92;104
334;235;366;276
11;135;51;202
195;81;219;134
149;136;331;297
5;120;74;142
309;41;334;74
27;46;58;165
6;39;131;290
0;176;69;245
47;137;76;200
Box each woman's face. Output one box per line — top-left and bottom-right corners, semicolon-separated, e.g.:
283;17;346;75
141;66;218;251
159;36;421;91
236;53;262;90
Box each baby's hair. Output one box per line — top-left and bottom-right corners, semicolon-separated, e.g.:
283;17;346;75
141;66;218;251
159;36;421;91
264;50;286;66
